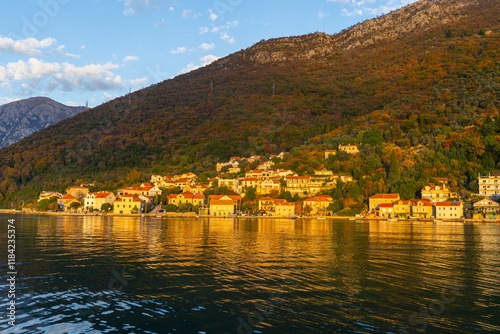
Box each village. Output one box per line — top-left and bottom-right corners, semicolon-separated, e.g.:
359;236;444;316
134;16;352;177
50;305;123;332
33;144;500;221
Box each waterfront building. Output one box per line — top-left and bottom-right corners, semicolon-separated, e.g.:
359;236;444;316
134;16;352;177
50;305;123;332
478;172;500;199
435;202;464;219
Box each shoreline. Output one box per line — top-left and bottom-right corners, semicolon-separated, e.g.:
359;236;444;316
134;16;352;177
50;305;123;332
1;209;499;223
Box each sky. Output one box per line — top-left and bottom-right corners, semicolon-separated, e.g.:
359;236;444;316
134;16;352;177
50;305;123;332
0;0;419;107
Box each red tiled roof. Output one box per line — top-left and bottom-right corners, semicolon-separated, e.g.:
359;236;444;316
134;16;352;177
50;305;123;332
209;195;241;201
60;194;76;200
379;203;394;208
436;202;462;207
370;194;399;199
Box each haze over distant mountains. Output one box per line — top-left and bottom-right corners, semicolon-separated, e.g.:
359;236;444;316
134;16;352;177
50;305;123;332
0;97;87;148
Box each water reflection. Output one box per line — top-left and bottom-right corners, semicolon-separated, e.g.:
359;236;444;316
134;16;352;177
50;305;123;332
0;215;499;333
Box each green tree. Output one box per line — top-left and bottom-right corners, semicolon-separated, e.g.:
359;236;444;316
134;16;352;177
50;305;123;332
69;201;81;210
37;197;58;212
101;203;113;212
387;151;401;186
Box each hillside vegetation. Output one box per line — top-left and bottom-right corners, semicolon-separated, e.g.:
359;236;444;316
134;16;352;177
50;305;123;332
0;0;499;207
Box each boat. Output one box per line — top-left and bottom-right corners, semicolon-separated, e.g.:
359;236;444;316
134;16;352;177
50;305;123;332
388;218;398;222
317;217;326;220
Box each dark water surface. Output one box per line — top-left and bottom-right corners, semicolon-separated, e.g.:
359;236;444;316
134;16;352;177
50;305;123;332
0;214;499;333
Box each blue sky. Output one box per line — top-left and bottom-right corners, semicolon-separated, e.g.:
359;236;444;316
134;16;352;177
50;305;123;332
0;0;418;107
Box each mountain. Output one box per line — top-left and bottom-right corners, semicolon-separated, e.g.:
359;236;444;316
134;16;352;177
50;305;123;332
0;0;499;207
0;97;87;148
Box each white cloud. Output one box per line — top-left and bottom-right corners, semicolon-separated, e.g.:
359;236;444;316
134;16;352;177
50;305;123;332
0;58;123;92
129;77;148;86
119;0;170;15
208;9;218;21
169;6;174;11
199;42;215;51
199;26;209;34
0;97;21;105
66;101;79;107
200;55;220;66
318;10;329;18
220;32;235;44
80;45;86;49
0;36;56;56
178;54;220;75
182;9;192;18
170;46;187;54
124;55;139;62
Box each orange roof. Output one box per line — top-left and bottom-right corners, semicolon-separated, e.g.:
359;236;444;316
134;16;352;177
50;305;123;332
259;197;274;201
60;194;77;200
115;197;142;203
193;195;205;199
288;176;310;179
209;195;241;201
94;192;112;198
436;202;462;207
370;194;399;199
243;178;258;182
379;203;394;208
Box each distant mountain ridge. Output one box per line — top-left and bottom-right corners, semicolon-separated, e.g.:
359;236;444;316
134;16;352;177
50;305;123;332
0;97;87;148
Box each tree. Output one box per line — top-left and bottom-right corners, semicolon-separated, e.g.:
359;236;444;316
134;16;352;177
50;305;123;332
69;201;81;210
387;150;401;186
101;203;113;212
244;187;256;201
127;169;142;183
37;197;58;212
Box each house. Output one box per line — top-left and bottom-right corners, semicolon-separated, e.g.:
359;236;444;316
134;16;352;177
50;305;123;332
241;178;259;191
257;161;273;170
421;184;457;204
410;199;434;219
393;200;411;217
113;195;145;214
258;179;281;195
435;202;464;219
187;184;210;195
58;194;80;211
83;192;116;211
245;170;263;179
324;150;336;160
150;175;163;183
285;176;311;195
478;172;500;199
216;162;231;172
338;144;359;154
378;203;394;218
118;185;161;198
275;201;295;217
140;183;163;197
209;194;242;217
228;167;241;174
369;194;400;212
38;191;62;202
154;176;176;188
66;186;89;201
303;195;333;216
473;199;500;213
175;178;192;190
168;192;205;207
218;179;240;193
258;197;284;213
